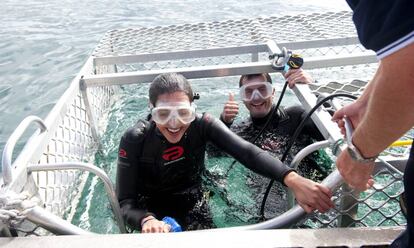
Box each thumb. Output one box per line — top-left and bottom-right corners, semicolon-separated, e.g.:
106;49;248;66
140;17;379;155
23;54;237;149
332;107;345;122
229;92;235;101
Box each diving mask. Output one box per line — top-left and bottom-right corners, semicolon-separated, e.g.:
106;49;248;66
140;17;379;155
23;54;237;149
151;102;196;125
239;82;273;102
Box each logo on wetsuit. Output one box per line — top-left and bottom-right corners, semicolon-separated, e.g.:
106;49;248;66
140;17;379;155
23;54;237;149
162;146;185;165
119;148;127;158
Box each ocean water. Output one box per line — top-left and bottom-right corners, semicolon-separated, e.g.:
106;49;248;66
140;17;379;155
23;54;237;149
0;0;350;153
0;0;356;234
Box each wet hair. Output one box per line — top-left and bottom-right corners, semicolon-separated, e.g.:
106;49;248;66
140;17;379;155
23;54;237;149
149;73;194;106
238;73;272;87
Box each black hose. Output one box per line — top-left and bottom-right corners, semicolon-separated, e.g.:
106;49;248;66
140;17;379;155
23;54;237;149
259;93;358;219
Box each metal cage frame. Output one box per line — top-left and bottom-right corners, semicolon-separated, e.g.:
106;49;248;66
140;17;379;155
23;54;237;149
0;12;410;244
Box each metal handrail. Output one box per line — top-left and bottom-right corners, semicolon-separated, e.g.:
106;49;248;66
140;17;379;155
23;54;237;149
291;140;331;171
2;116;47;186
232;146;406;230
27;162;127;233
25;206;92;235
225;170;344;230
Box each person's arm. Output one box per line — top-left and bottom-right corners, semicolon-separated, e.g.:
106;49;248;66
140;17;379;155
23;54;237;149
205;114;293;182
334;43;414;190
116;124;167;232
116;129;151;230
202;114;334;212
352;44;414;157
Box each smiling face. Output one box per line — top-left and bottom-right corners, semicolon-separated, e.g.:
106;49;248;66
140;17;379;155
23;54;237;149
241;75;275;118
153;91;193;144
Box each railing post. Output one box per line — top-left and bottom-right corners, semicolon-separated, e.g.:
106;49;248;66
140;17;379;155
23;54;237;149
1;116;47;186
79;78;100;144
27;162;127;233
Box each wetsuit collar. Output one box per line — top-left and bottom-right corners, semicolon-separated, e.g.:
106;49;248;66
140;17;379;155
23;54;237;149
251;104;279;127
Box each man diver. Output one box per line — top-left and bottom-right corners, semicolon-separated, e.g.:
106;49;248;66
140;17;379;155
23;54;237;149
220;69;322;142
218;69;327;215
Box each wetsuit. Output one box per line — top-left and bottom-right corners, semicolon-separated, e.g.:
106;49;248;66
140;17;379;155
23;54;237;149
219;105;326;217
346;1;414;246
225;105;323;141
116;113;294;231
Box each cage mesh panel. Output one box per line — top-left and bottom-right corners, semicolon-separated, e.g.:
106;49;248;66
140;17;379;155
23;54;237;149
93;11;356;57
34;84;114;217
301;169;406;228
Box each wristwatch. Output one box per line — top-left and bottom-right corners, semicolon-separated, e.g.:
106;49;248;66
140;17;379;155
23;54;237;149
343;116;377;163
346;141;378;163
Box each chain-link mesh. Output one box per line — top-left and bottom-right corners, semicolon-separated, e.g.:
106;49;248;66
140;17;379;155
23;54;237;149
34;92;94;217
92;11;372;80
302;168;405;228
93;11;356;57
31;90;115;224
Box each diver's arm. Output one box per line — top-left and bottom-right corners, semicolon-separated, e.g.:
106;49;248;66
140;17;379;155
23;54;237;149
203;114;334;212
116;127;155;230
203;114;293;183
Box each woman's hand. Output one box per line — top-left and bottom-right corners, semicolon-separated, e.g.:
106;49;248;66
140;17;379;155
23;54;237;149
141;216;171;233
284;172;334;213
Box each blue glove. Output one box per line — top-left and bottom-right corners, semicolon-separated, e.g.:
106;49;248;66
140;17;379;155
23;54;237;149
162;216;182;232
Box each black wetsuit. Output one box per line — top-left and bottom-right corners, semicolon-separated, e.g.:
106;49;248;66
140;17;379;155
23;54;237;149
116;113;294;231
346;1;414;246
226;105;323;142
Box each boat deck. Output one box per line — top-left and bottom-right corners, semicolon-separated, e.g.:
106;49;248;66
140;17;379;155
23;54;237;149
1;227;404;248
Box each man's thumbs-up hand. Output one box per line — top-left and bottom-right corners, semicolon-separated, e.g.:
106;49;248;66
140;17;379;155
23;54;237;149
220;92;239;124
